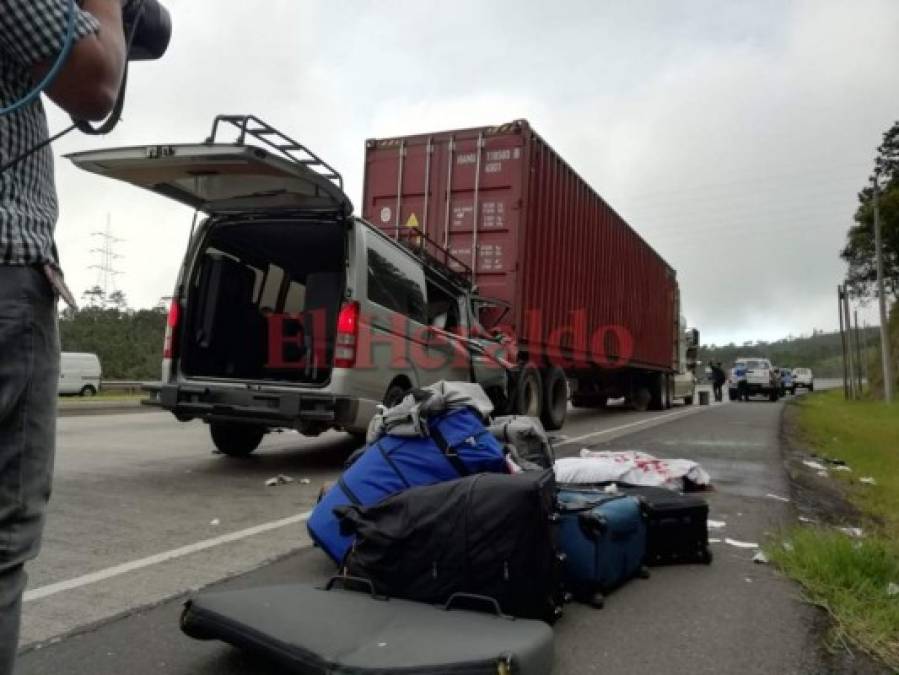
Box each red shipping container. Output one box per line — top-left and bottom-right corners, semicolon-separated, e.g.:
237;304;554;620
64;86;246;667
362;120;678;372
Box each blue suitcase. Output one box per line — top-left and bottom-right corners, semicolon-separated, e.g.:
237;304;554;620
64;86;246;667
308;408;507;564
556;488;648;608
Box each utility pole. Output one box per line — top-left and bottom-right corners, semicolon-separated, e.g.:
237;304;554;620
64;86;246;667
839;285;850;400
873;176;894;402
854;310;864;394
842;285;856;399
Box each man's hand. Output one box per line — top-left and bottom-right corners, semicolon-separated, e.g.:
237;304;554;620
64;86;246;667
32;0;127;121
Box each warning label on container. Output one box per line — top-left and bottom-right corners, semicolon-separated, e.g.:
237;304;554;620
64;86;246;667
405;213;420;228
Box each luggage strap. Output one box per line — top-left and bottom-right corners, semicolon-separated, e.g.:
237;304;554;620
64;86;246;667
337;477;363;506
376;441;411;489
429;427;490;477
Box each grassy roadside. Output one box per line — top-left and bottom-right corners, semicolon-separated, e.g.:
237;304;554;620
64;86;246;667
58;392;144;403
769;390;899;668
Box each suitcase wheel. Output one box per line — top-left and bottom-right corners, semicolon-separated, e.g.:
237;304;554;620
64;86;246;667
588;592;605;609
700;548;713;565
638;566;651;579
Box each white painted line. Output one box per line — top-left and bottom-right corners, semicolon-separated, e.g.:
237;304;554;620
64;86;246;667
557;406;707;447
25;510;312;603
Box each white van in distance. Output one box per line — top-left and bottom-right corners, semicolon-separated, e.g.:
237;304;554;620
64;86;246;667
59;352;102;396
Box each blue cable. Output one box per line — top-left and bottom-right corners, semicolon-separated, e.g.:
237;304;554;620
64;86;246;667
0;0;77;117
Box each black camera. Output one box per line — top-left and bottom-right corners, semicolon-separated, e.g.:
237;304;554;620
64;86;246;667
121;0;172;61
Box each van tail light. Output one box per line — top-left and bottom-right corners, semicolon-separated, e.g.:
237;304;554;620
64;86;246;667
163;298;181;360
334;301;360;368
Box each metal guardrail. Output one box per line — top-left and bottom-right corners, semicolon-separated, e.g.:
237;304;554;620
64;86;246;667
100;381;159;395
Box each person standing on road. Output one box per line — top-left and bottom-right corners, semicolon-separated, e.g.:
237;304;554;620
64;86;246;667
710;362;726;402
1;3;126;672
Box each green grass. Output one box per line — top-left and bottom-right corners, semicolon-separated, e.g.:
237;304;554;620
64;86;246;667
58;392;143;403
795;390;899;538
767;530;899;665
769;390;899;668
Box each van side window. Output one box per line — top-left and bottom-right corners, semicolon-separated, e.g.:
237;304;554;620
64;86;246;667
425;279;462;332
367;237;427;324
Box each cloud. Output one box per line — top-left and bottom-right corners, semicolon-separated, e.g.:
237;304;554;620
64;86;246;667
43;0;898;345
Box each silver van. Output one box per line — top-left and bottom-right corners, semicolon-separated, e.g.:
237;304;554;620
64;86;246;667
69;116;512;456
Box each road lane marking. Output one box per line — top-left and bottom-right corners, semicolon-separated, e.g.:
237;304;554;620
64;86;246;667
28;404;718;603
24;510;312;603
557;406;709;448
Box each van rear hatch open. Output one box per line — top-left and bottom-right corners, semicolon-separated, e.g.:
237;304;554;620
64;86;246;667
68;131;354;387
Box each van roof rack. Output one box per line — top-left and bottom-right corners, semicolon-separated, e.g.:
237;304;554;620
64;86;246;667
390;227;474;290
206;115;344;192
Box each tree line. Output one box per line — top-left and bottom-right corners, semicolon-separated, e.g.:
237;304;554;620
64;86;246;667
840;119;899;397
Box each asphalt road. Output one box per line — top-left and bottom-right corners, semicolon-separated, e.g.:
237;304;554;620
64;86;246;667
17;388;837;674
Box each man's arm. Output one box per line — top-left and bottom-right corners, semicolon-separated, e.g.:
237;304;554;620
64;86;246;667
32;0;127;121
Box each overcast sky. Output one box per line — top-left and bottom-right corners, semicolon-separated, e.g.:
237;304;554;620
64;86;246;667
46;0;899;346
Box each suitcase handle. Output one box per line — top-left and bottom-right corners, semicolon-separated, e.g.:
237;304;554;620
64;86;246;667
444;593;508;618
325;575;386;600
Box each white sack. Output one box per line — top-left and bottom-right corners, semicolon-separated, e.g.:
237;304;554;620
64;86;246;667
554;449;711;490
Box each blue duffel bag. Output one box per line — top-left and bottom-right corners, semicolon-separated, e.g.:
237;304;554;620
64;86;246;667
308;407;507;565
556;488;648;608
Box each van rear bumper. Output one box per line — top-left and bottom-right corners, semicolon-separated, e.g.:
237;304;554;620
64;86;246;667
142;383;358;429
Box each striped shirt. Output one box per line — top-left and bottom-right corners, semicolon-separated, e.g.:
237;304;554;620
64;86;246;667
0;0;99;266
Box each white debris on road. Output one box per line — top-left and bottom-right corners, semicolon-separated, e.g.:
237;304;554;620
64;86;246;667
708;519;726;530
265;475;295;487
724;538;759;549
752;551;769;564
836;526;864;538
709;538;722;544
209;519;220;526
859;476;877;486
803;460;828;471
299;478;312;485
817;470;828;478
832;465;852;473
798;515;816;524
765;493;790;502
887;582;899;598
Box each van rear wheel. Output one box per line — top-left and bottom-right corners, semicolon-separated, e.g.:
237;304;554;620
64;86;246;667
210;422;265;457
79;385;97;397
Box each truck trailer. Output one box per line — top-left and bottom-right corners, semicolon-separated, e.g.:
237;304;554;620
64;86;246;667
363;120;697;430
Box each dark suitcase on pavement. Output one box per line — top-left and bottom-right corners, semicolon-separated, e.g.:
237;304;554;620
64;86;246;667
337;469;565;623
308;407;507;565
618;485;713;565
556;488;647;608
181;577;554;675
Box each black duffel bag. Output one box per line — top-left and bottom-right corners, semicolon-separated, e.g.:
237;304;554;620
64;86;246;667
336;469;564;623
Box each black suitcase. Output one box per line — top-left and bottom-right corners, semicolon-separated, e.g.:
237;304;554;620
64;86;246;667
337;469;565;623
181;577;555;675
617;485;712;565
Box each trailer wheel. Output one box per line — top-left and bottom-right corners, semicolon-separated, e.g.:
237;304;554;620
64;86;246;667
540;366;567;430
513;364;543;418
210;422;265;457
631;386;651;412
